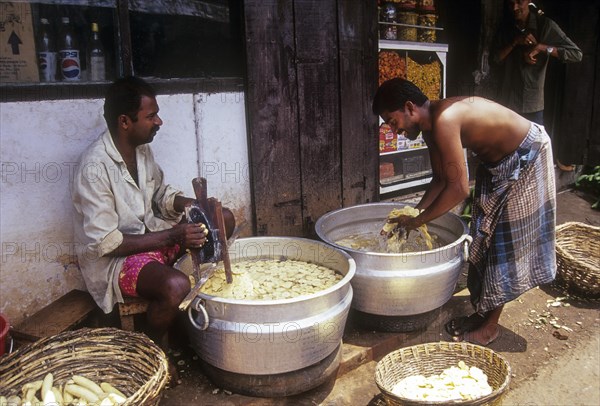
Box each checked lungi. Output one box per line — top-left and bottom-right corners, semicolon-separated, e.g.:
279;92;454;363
468;122;557;314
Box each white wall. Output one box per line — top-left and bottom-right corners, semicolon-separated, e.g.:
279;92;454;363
0;92;251;325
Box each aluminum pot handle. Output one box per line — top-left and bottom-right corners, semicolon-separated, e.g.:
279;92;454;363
187;298;209;331
463;235;473;262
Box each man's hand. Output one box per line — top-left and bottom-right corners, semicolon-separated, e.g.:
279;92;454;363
170;223;209;248
524;43;547;65
387;214;419;228
380;214;419;238
514;32;537;47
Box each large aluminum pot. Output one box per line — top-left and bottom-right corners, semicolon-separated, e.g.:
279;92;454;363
175;237;355;375
315;202;471;316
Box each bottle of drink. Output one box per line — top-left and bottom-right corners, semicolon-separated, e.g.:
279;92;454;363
38;18;57;82
58;17;81;81
89;22;105;81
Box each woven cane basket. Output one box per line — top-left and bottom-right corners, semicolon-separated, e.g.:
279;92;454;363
0;327;169;405
554;222;600;300
375;342;511;406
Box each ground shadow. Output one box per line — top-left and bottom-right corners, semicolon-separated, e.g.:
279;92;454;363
284;372;338;405
485;325;528;353
435;323;527;353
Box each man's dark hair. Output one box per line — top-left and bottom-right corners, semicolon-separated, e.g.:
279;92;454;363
103;76;157;133
372;78;429;115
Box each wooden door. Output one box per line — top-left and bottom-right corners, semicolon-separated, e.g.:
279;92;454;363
244;0;379;237
556;0;600;165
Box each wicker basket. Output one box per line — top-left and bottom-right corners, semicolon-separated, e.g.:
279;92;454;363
375;342;511;406
553;222;600;300
0;327;169;405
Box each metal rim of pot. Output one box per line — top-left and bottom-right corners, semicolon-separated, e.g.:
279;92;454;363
176;237;356;305
314;202;472;317
314;202;470;258
176;236;357;331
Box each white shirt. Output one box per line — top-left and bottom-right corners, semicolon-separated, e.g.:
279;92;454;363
71;130;183;312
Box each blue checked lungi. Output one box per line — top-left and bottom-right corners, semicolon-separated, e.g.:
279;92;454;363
468;122;557;314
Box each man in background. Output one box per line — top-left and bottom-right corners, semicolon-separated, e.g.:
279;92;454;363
492;0;581;127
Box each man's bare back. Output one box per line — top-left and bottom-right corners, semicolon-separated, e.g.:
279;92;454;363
430;96;532;163
372;78;538;229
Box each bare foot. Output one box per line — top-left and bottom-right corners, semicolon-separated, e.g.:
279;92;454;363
454;323;500;346
445;313;486;337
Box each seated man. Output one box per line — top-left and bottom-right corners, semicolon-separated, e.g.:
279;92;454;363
71;76;234;350
373;78;556;346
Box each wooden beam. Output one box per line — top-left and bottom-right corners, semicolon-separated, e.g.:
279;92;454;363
557;1;599;165
338;0;379;206
12;290;96;343
294;0;343;236
244;0;303;236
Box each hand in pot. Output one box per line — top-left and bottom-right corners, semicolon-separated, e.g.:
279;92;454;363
381;214;418;239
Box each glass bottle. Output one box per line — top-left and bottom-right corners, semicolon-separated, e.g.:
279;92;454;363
38;18;57;82
89;22;105;81
58;17;81;81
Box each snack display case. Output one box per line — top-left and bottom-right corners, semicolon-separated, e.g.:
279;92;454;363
378;41;448;196
377;0;448;196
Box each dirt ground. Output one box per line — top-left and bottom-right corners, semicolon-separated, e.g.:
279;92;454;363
160;188;600;406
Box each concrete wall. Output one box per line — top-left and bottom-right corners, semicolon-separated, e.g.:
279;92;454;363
0;92;251;325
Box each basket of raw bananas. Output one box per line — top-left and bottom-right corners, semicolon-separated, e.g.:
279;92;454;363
0;327;169;405
375;342;510;406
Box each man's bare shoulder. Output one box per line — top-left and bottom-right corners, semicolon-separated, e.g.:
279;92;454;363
433;96;520;126
435;96;504;113
432;96;530;162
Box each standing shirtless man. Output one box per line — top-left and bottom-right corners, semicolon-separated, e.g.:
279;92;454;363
373;78;556;345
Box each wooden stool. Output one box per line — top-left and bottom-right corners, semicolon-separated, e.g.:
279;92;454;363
118;297;149;331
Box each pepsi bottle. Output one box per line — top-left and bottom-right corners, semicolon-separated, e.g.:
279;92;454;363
59;17;81;81
38;18;57;82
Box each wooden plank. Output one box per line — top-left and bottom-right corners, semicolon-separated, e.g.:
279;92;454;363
244;0;379;237
243;0;303;236
12;290;96;342
338;0;379;206
117;0;134;75
557;1;599;164
118;297;149;317
589;2;600;165
294;0;342;236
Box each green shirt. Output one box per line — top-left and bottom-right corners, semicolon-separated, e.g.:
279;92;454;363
493;14;582;114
